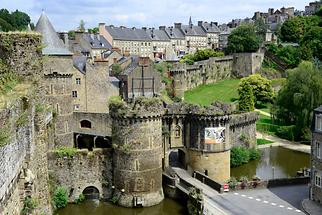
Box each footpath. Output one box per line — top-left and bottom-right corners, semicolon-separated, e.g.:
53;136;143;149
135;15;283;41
257;132;311;154
302;199;322;215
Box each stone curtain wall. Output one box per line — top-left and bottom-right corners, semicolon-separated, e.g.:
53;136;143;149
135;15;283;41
47;149;113;202
228;112;258;148
0;100;29;213
0;33;42;76
171;53;264;98
73;112;112;137
0;33;52;215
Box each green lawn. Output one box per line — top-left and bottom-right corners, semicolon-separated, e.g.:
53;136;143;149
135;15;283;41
257;138;274;145
184;79;240;106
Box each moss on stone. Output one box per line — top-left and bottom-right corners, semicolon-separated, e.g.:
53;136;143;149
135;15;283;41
54;147;77;158
0;126;11;147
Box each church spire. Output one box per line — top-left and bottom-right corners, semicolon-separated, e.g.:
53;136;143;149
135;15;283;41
189;16;192;27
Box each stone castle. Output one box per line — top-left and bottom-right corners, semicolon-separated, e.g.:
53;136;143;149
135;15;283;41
0;13;258;214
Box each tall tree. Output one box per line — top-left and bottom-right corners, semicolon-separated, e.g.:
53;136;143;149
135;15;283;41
226;24;262;54
78;20;85;32
254;18;268;40
0;9;31;32
274;61;322;139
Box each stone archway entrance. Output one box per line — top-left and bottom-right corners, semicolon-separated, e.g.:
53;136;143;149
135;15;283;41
169;149;186;168
82;186;99;200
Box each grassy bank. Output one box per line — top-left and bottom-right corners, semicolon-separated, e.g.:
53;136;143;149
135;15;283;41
184;79;240;105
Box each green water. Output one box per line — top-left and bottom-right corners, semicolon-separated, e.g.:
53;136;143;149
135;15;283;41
55;198;186;215
231;146;310;180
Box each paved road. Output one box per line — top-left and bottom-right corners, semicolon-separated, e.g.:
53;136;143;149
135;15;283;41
208;185;309;215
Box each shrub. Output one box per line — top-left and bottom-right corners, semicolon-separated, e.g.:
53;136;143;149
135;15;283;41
249;148;260;160
231;146;261;167
74;193;85;204
16;111;28;127
21;196;38;215
276;125;296;141
230;146;250;167
54;147;77;158
110;194;119;204
227;177;238;189
53;187;68;209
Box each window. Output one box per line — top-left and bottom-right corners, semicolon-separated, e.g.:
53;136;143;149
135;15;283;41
316;114;322;131
317;142;321;159
72;91;77;98
175;125;181;138
315;174;321;187
76;78;81;85
80;120;91;128
74;104;80;111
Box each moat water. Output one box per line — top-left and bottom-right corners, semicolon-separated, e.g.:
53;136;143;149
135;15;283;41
55;198;186;215
231;146;310;180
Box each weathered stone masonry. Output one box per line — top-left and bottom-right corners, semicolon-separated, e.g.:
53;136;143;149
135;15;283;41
171;53;264;98
0;33;52;215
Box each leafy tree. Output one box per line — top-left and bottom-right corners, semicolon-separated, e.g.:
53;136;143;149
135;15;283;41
68;30;75;40
180;49;224;64
88;27;99;34
226;24;262;54
111;63;122;76
300;26;322;60
11;10;30;30
239;74;273;105
254;18;268;40
238;82;255;112
0;9;31;32
276;45;301;67
279;16;321;43
78;19;85;32
274;61;322;140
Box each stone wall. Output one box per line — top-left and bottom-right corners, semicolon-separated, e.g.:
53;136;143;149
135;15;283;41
73;112;111;137
0;33;42;76
229;112;258;148
43;56;74;148
232;53;264;78
171;53;264;98
0;32;52;215
47;149;113;202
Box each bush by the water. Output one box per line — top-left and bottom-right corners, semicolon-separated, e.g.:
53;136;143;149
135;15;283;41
53;186;68;209
231;146;261;167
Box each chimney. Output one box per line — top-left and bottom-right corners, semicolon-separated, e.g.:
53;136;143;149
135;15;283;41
99;22;106;35
58;32;69;48
174;23;182;29
74;31;83;43
159;26;166;30
268;8;274;15
198;21;203;26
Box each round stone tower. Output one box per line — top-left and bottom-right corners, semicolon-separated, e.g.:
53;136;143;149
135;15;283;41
110;97;164;207
186;114;231;184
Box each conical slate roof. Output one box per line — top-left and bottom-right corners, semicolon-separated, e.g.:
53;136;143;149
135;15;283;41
35;12;72;56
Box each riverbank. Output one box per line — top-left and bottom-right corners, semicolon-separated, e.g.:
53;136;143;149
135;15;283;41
257;132;310;154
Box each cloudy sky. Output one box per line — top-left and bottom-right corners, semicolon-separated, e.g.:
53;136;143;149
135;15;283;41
2;0;310;31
